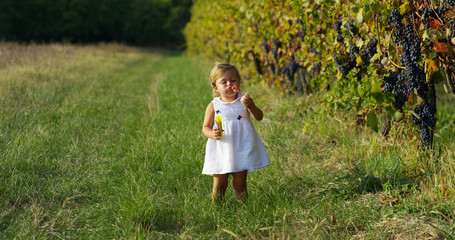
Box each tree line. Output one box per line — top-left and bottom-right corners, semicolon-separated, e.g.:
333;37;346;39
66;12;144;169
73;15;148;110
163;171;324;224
0;0;192;47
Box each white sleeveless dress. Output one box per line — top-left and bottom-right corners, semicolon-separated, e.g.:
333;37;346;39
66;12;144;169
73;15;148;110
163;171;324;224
202;95;270;175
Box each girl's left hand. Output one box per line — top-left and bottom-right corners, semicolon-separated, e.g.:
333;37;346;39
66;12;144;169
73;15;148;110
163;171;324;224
241;93;264;121
240;93;255;108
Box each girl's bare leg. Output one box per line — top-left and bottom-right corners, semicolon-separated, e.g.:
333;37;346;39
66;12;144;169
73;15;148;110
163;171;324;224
232;170;248;201
212;174;229;204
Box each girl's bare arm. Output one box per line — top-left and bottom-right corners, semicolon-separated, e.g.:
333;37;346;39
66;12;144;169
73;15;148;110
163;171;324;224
241;93;263;121
202;102;222;139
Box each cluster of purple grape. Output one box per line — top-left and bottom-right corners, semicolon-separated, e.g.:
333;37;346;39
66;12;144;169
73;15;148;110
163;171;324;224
389;9;404;29
247;50;263;75
393;78;411;110
360;38;378;66
349;43;360;61
262;36;269;54
281;60;297;83
334;19;344;42
394;25;421;63
386;10;425;110
346;21;360;38
287;19;293;26
311;63;321;79
333;38;377;76
382;70;402;93
367;38;378;57
406;65;427;97
310;43;319;55
272;39;282;60
333;50;356;76
412;101;437;146
381;69;416;110
388;8;437;147
297;19;306;41
290;32;295;42
332;17;378;76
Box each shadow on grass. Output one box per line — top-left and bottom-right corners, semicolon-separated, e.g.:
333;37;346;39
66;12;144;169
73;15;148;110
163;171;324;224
133;207;182;235
314;169;422;200
138;47;184;57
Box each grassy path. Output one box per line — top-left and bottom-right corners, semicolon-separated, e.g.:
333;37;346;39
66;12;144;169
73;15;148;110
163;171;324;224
0;44;217;238
1;43;454;239
0;44;181;238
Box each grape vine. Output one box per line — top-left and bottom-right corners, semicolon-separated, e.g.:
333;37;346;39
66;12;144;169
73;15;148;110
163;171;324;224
184;0;455;148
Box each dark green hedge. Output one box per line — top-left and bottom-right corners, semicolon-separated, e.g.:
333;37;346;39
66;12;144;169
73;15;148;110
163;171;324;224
0;0;191;47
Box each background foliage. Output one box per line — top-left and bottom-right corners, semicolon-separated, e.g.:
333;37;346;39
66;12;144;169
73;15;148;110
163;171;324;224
184;0;455;148
0;0;192;47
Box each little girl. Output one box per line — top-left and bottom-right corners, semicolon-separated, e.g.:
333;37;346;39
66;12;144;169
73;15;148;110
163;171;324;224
202;62;270;203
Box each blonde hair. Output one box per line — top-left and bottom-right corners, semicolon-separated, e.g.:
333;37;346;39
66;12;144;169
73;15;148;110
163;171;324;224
209;62;242;96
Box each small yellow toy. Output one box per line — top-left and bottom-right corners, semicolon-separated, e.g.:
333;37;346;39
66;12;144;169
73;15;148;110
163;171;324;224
215;115;223;138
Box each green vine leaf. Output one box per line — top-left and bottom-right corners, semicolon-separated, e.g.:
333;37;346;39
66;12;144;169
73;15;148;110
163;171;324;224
366;111;378;132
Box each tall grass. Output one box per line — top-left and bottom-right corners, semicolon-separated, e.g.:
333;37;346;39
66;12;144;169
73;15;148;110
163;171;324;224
0;43;166;238
1;43;454;239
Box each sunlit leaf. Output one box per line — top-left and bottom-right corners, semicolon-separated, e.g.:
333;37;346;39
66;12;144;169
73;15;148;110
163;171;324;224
394;111;403;122
422;31;429;41
357;9;364;24
418;20;424;31
356;54;363;66
369;52;381;63
356;39;364;48
399;1;410;15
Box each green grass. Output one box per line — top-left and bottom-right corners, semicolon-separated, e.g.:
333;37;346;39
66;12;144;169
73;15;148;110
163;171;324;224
1;42;454;239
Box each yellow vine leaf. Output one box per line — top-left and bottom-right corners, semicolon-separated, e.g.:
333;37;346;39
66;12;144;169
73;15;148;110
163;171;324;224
422;31;429;41
355;53;363;67
370;52;382;63
425;59;439;83
356;39;364;48
399;1;410;15
370;45;382;62
357;8;363;24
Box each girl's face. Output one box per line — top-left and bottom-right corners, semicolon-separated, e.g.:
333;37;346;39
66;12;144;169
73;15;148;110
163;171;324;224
214;70;240;100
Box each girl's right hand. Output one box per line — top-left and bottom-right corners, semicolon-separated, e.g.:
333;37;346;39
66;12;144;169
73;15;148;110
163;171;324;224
213;128;223;139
